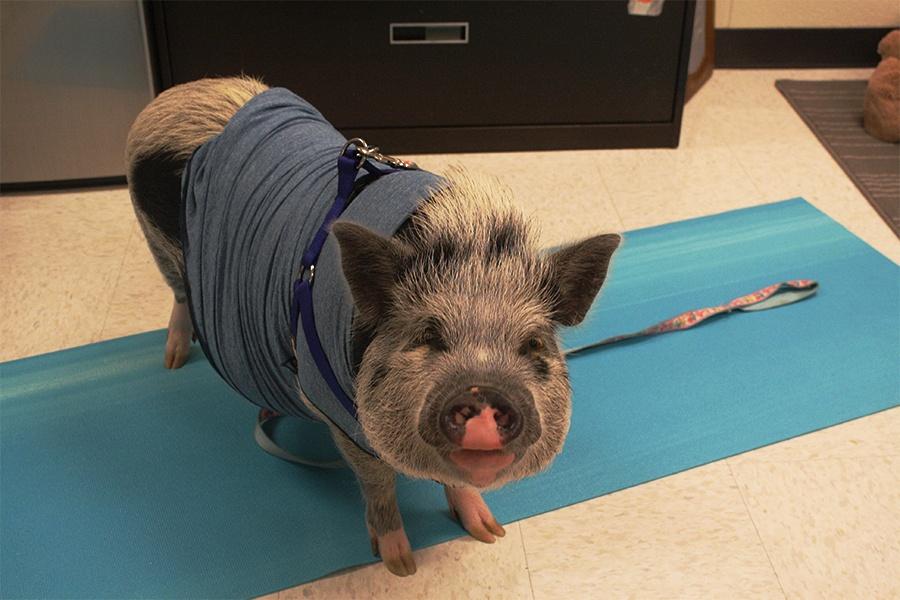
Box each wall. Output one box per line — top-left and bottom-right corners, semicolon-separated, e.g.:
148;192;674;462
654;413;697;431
716;0;900;28
0;0;153;184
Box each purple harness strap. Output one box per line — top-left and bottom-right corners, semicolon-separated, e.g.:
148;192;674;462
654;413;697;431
289;144;401;419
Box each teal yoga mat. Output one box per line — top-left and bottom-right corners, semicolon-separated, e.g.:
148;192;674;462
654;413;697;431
2;199;898;598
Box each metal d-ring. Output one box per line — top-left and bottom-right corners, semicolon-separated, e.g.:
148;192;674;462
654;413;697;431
339;137;417;170
340;137;371;168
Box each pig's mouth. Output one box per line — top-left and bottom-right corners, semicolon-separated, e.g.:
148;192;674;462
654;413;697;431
443;398;521;486
448;449;516;487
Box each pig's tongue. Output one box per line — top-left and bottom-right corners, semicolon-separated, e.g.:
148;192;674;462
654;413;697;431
449;408;514;486
460;407;503;450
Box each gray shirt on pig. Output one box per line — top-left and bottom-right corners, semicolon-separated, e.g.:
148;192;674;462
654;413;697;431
180;88;441;455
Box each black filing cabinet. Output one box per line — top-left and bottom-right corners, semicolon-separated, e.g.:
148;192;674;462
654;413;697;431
146;0;695;152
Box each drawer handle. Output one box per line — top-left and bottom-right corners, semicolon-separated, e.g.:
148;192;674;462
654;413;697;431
390;22;469;45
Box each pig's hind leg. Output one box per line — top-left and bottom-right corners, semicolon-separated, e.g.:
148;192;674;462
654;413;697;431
127;157;194;370
330;427;417;576
125;76;268;369
164;293;193;369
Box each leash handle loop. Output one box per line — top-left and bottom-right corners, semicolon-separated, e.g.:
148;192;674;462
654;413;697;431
254;409;347;468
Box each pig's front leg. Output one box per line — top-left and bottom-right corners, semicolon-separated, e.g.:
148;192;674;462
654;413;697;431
329;427;416;576
444;485;506;543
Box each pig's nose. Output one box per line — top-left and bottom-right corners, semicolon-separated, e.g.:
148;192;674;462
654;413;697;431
440;386;523;448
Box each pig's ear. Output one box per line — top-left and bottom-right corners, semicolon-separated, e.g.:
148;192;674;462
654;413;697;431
546;233;621;326
332;221;404;326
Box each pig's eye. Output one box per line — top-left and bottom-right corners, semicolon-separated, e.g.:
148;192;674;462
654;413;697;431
412;320;448;352
520;336;545;355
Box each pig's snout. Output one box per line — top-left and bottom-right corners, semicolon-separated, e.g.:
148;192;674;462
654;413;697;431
419;376;541;454
441;386;523;448
419;378;540;487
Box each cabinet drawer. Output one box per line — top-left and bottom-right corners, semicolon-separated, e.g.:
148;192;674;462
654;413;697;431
147;1;694;152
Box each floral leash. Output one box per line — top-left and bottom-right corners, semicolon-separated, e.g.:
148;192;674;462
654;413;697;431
564;280;819;357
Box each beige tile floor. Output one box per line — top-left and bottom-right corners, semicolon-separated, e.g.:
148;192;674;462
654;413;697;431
1;69;898;599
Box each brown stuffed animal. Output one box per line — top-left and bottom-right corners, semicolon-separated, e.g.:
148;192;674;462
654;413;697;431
864;30;900;143
878;29;900;59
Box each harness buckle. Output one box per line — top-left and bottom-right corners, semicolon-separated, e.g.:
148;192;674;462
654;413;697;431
299;263;315;285
293;263;315;290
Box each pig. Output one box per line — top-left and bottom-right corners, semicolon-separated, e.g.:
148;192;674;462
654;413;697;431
126;76;621;576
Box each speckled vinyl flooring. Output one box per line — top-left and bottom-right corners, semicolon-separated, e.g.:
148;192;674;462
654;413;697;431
1;69;898;599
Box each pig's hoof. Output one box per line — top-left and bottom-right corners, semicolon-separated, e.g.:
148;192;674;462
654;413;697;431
370;528;417;576
165;301;193;369
444;485;506;543
164;328;193;369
